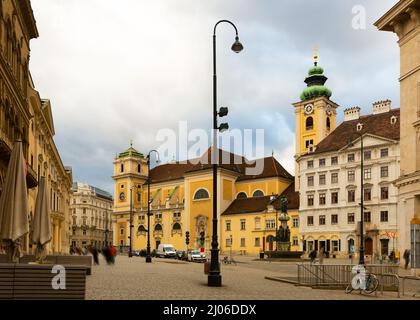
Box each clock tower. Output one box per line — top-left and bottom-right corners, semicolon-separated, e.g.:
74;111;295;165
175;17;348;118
112;144;148;249
293;51;338;156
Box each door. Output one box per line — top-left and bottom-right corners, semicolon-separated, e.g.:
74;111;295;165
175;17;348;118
365;238;373;255
380;239;389;256
267;236;274;251
155;240;161;250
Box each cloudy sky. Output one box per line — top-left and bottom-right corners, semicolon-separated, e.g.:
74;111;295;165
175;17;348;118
29;0;400;193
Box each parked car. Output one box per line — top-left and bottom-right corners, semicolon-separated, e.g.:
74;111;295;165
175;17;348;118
156;244;177;258
176;250;188;261
188;250;206;262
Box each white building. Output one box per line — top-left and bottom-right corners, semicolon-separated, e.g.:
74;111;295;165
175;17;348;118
296;100;401;260
70;182;114;248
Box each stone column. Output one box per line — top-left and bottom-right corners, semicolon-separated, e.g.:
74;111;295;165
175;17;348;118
53;223;59;254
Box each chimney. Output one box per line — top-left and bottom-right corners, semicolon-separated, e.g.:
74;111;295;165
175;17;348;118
372;99;391;114
344;107;361;121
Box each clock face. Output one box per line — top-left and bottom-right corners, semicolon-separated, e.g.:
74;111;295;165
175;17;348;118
119;192;125;201
304;104;314;115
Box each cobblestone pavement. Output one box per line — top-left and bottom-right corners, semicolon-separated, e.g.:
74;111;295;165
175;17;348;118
86;255;419;300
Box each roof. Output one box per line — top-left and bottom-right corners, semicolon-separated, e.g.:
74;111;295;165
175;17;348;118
309;108;400;156
72;182;113;201
148;148;293;184
222;182;299;216
271;182;300;210
118;147;144;159
222;196;273;215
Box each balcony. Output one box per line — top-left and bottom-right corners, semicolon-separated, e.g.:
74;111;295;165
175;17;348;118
26;164;38;189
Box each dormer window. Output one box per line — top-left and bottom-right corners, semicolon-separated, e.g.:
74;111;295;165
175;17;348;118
357;123;363;131
390;116;397;125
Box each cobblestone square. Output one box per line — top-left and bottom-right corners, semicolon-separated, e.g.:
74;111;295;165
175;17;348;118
86;255;419;300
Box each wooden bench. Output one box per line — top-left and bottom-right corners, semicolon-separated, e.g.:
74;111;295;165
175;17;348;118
0;254;92;275
0;263;87;300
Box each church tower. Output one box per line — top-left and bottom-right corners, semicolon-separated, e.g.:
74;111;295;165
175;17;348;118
112;144;148;249
293;50;339;157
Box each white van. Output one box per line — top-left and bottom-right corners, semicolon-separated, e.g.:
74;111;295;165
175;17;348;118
156;244;176;258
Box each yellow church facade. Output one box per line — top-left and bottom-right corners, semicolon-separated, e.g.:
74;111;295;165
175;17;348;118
112;147;300;256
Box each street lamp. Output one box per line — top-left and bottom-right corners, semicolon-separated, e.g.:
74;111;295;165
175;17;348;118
129;186;133;257
146;150;160;263
208;20;243;287
347;128;365;265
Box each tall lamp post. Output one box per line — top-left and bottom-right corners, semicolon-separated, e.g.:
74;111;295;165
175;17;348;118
146;150;160;263
348;129;365;265
208;20;243;287
129;186;134;257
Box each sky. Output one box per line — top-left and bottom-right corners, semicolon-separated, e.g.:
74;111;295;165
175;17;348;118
29;0;400;193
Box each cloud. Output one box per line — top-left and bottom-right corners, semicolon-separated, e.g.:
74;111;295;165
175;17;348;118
29;0;400;192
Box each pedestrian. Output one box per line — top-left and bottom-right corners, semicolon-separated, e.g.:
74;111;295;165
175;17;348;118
403;249;410;270
110;245;117;265
92;247;99;265
309;249;317;264
319;247;325;265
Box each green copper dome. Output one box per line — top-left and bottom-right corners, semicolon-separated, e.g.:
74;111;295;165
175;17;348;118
118;147;144;159
300;85;332;101
300;61;332;102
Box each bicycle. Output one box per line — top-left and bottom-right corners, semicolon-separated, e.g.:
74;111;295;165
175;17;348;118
345;268;379;295
222;256;237;266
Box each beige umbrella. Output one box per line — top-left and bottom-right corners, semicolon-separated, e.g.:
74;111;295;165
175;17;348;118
0;141;29;263
31;176;51;263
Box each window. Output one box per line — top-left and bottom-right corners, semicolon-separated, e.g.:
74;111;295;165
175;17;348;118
331;156;338;165
364;168;371;180
348;170;355;182
255;237;261;247
331;172;338;184
255;217;261;230
348;153;355;162
240;238;246;247
265;219;276;230
307;176;314;187
226;238;232;247
253;190;264;197
319;174;326;185
226;221;231;231
307;195;314;206
364;212;371;223
307;216;314;226
173;212;181;219
305;140;314;150
319;193;326;205
364;150;371;160
381;166;389;178
331;214;338;224
307;160;314;169
120;228;124;235
83;230;86;236
194;189;210;200
380;148;388;158
292;217;299;228
155;212;162;220
137;164;141;173
348;190;356;202
364;188;371;201
293;236;299;246
381;187;389;200
348;213;355;224
331;192;338;204
319;215;326;225
172;223;181;231
319;159;326;167
332;240;339;252
237;192;247;199
154;224;162;231
380;211;389;222
139;214;145;222
83;208;86;215
240;219;246;230
120;163;124;173
306;117;314;130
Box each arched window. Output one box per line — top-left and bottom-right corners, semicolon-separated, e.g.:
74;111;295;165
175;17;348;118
252;190;264;198
236;192;247;199
194;189;210;200
137;225;147;233
120;163;124;173
306;117;314;131
326;117;331;130
173;223;181;231
154;224;162;232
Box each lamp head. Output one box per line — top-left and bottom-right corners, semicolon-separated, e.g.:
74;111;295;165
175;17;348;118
218;123;229;133
231;36;243;53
